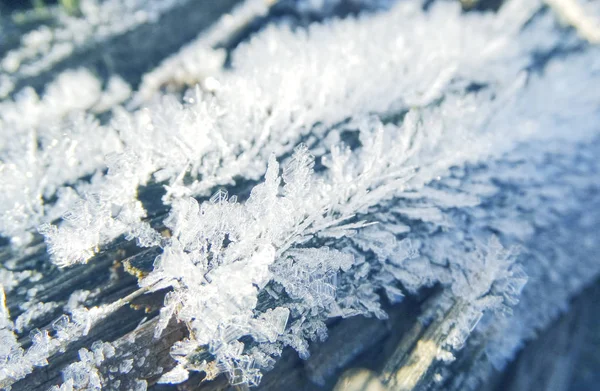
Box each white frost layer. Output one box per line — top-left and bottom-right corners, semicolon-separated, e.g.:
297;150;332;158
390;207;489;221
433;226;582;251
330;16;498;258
41;0;562;267
0;299;121;388
0;69;129;246
0;0;190;98
134;0;276;102
135;46;600;384
1;0;598;388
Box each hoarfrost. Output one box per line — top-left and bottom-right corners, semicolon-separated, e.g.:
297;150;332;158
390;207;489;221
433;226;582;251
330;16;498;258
1;0;599;388
41;0;563;266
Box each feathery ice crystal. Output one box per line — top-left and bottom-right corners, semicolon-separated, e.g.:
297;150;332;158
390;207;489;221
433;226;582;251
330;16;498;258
1;0;599;389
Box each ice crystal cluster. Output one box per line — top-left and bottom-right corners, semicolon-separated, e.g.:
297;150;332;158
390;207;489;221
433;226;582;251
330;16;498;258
1;0;599;389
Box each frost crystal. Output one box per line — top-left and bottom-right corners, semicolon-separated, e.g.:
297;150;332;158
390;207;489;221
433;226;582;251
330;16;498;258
40;0;563;267
49;341;115;391
1;0;599;389
157;364;189;384
0;69;127;247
